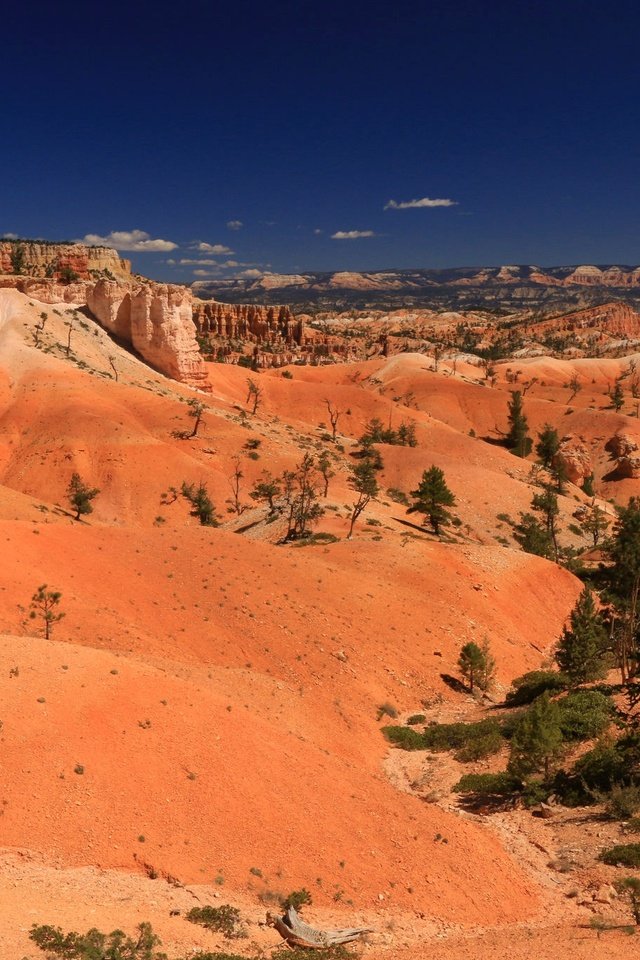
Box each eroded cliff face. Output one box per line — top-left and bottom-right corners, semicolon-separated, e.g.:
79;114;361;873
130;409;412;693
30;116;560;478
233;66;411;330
0;241;130;280
193;300;304;345
87;280;210;390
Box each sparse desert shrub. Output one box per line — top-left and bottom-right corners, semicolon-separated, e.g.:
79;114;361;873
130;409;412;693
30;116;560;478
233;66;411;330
505;670;568;706
377;702;398;720
383;725;426;750
600;844;640;868
607;785;640;821
185;905;247;940
29;921;166;959
281;888;313;911
615;877;640;925
387;487;409;505
406;714;426;726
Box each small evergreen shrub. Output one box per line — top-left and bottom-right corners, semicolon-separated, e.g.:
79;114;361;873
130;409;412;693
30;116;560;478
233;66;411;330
453;772;521;797
185;905;246;939
281;888;313;911
600;844;640;868
556;690;612;741
506;670;568;706
406;714;427;726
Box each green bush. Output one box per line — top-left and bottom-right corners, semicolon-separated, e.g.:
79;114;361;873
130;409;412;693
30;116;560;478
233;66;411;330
29;922;167;959
572;739;627;793
600;844;640;868
185;905;246;939
281;888;312;911
506;670;568;706
382;726;427;750
385;719;504;761
406;714;427;726
557;690;612;741
453;771;522;797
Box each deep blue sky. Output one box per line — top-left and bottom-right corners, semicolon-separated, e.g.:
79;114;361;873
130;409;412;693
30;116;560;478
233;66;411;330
2;0;639;282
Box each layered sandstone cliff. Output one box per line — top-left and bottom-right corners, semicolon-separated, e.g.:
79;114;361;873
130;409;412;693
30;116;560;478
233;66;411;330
0;240;130;280
87;280;210;390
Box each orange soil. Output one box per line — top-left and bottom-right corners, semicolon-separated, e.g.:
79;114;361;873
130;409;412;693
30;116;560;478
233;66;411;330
0;289;638;958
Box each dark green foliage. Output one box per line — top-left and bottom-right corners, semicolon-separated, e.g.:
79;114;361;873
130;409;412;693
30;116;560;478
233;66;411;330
181;481;218;526
359;417;416;447
556;690;612;741
384;718;504;761
67;473;100;520
282;454;324;540
382;725;426;750
281;888;313;911
572;738;628;793
29;922;167;959
10;244;26;273
582;472;595;497
407;465;455;535
508;692;564;779
531;485;560;563
30;584;65;640
605;497;640;683
611;381;625;411
185;905;246;940
457;640;494;693
250;473;282;513
347;456;380;538
453;771;522;797
406;713;426;725
512;512;553;559
535;423;560;467
555;587;608;685
506;670;568;706
271;948;351;960
600;844;640;867
615;877;640;925
506;390;532;457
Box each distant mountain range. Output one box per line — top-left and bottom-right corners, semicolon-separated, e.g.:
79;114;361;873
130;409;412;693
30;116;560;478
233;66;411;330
193;264;640;311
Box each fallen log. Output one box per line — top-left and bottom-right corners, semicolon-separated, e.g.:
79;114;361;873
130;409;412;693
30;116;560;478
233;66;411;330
266;905;373;949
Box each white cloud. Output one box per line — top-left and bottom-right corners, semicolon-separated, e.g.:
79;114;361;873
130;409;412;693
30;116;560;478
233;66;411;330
81;229;178;252
222;260;239;267
227;220;243;231
195;242;234;254
314;228;323;235
179;258;219;266
384;197;458;210
331;230;377;240
1;232;18;240
236;268;263;278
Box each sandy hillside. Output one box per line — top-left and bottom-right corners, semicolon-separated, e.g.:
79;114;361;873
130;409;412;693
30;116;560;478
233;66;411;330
1;288;639;959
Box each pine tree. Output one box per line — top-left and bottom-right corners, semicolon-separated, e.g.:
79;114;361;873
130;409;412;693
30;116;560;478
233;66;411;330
582;502;610;547
29;585;65;640
506;390;532;458
347;457;380;539
408;466;455;535
508;692;564;779
535;423;560;468
66;473;100;521
611;381;625;412
606;498;640;682
181;481;217;526
458;640;495;693
513;512;554;559
531;485;560;563
555;586;608;685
